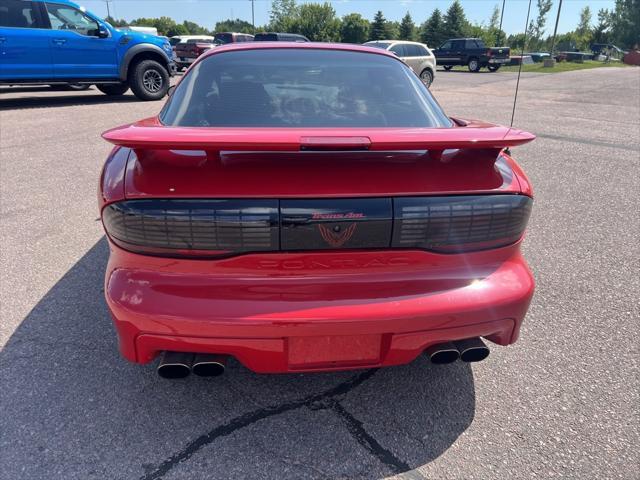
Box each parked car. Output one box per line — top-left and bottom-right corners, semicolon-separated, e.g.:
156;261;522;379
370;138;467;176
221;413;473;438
213;32;254;44
433;38;510;72
100;42;535;378
169;35;215;48
526;52;551;63
254;32;309;42
363;40;436;87
0;0;175;100
590;43;625;57
174;38;217;70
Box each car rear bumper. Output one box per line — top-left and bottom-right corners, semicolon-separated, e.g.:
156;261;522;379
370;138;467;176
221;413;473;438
105;243;534;373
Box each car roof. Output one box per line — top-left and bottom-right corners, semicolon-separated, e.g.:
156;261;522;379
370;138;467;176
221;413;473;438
368;40;425;45
199;42;399;61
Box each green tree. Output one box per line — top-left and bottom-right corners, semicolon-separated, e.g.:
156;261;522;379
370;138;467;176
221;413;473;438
507;33;527;50
419;8;446;47
130;16;176;36
399;12;416;40
183;20;210;35
167;23;189;37
340;13;369;43
104;16;128;27
593;8;612;43
291;3;340;42
468;23;499;47
269;0;297;31
487;4;506;46
489;4;500;29
369;11;388;40
575;6;593;50
576;6;592;35
386;21;400;39
526;0;553;50
443;0;469;39
214;18;255;34
609;0;639;48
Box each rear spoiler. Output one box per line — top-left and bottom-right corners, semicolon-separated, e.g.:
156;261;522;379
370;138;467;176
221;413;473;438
102;119;535;153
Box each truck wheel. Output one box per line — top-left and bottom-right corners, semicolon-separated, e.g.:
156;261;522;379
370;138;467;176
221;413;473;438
488;65;501;72
97;84;129;96
129;59;169;101
443;65;453;71
419;69;433;88
467;58;480;72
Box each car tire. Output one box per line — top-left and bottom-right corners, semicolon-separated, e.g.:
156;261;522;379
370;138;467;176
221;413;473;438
443;65;453;71
419;69;434;88
467;58;480;72
129;59;170;101
97;84;130;96
488;65;501;72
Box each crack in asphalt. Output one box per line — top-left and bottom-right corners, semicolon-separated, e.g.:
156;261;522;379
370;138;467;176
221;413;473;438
329;400;412;474
536;133;640;153
140;368;404;480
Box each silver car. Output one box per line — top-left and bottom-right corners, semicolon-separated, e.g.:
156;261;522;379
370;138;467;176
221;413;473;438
364;40;437;88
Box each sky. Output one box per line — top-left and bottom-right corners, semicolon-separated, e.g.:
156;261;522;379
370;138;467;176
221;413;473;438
80;0;614;37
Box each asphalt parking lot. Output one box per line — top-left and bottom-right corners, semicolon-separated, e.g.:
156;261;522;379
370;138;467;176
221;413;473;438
1;67;639;480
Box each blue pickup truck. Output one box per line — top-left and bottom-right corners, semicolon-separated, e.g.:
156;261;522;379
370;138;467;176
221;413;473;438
0;0;175;100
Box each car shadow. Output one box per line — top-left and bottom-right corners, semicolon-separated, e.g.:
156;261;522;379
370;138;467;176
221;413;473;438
0;238;476;479
0;90;142;110
438;68;502;74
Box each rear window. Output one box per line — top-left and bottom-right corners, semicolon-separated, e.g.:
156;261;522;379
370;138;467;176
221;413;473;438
214;33;233;44
255;33;278;41
161;49;451;128
0;0;40;28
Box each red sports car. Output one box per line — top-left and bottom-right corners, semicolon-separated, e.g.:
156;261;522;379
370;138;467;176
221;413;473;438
100;43;535;379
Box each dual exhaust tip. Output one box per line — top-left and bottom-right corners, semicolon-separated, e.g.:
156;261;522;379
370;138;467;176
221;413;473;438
425;337;490;364
157;352;227;379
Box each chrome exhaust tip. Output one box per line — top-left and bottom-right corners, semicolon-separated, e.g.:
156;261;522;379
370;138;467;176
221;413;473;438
191;354;227;377
157;351;194;379
425;342;460;364
454;338;490;362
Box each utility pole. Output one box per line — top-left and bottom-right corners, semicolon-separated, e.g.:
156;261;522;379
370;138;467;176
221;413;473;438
251;0;255;32
104;0;111;19
546;0;563;67
498;0;506;45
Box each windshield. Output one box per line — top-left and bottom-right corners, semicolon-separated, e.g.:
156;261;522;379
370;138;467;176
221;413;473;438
161;49;452;128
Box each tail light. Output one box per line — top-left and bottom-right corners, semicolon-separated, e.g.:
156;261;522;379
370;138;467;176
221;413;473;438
486;49;493;57
392;195;532;253
102;199;278;258
102;195;532;258
194;43;210;55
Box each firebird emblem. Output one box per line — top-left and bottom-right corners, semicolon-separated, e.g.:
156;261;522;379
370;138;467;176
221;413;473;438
318;223;357;248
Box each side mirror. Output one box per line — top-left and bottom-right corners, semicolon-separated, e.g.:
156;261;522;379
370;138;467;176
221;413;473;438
97;25;109;38
167;85;176;97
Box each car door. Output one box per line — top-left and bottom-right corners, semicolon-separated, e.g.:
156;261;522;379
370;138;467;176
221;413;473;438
451;40;465;64
435;40;453;65
402;44;423;74
389;43;407;64
0;0;52;79
44;2;118;79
